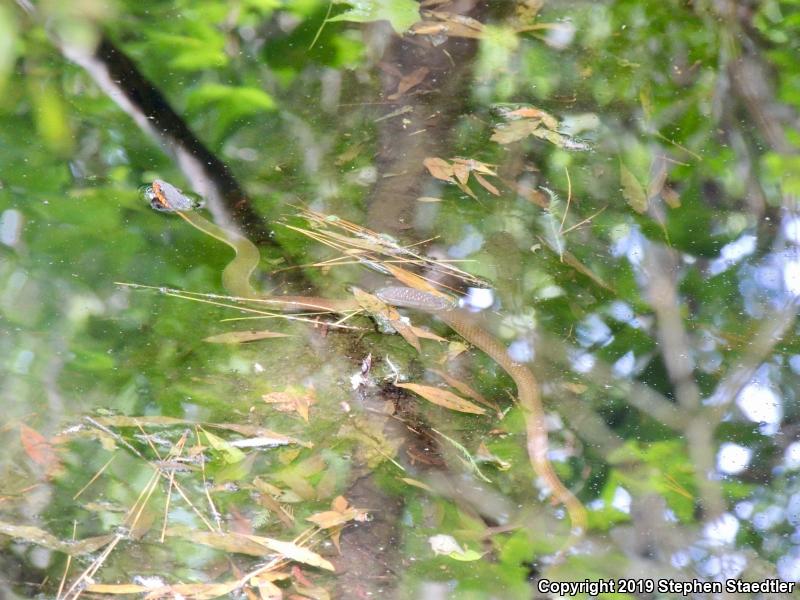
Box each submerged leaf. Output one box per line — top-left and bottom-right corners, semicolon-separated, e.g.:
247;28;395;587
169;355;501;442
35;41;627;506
620;162;648;213
20;424;62;476
395;382;486;414
307;496;369;528
204;330;290;344
490;119;540;144
262;388;317;422
388;66;429;99
430;369;500;414
166;528;270;556
252;536;336;571
473;172;500;196
423;157;455;181
203;430;246;464
353;287;421;352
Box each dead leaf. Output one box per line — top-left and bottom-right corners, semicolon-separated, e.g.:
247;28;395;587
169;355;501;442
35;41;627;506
512;180;550;208
382;264;444;296
662;185;681;208
423;157;454;181
395;382;486;415
165;528;269;556
455;179;478;200
400;477;434;491
306;496;369;529
204;330;290;344
452;161;470;185
254;488;295;527
531;127;570;147
411;11;485;38
352;287;421;352
505;106;559;129
388;67;429;100
429;369;500;414
417;196;442;202
85;584;151;594
251;576;283;600
0;521;114;555
408;325;448;343
248;536;335;572
142;581;241;600
473;173;500;196
490;119;541;144
20;424;62;477
263;388;317;423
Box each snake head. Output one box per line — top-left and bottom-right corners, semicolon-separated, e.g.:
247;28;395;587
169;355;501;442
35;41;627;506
144;179;203;212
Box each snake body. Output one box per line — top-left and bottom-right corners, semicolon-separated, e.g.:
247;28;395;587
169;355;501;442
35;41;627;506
149;180;586;537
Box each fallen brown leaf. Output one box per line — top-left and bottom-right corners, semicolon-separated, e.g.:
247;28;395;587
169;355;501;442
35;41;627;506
388;66;429;100
423;157;454;181
395;382;486;415
263;388;317;423
204;330;290;344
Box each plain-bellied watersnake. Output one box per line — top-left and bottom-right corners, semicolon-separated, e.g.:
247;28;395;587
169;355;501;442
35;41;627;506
147;179;588;541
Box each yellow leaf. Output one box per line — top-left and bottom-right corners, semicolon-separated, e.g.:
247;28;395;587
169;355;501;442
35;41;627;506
429;369;500;414
395;382;486;414
382;264;443;296
85;584;149;594
252;536;335;571
400;477;434;491
204;330;290;344
662;185;682;208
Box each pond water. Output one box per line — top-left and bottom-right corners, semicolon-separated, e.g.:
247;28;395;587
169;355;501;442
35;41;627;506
1;1;800;598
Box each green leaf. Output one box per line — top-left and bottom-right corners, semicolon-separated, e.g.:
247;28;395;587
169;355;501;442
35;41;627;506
147;29;227;70
0;4;17;94
203;430;246;464
329;0;420;33
620;161;648;213
448;548;483;561
762;152;800;196
187;84;276;114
